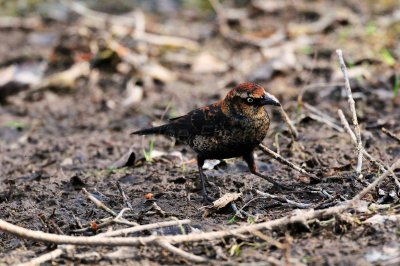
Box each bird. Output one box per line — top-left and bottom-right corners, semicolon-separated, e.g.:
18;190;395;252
132;82;285;202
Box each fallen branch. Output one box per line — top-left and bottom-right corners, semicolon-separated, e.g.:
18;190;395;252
303;103;344;132
18;219;191;266
338;110;400;189
0;206;346;246
381;127;400;144
18;245;75;266
116;182;133;210
255;190;312;209
336;49;363;177
258;144;319;181
351;159;400;202
279;106;299;140
157;240;208;263
82;188;118;217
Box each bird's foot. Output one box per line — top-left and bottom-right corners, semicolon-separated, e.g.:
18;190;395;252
254;172;293;191
201;189;214;204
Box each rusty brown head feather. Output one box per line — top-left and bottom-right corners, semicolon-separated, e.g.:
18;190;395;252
223;82;280;117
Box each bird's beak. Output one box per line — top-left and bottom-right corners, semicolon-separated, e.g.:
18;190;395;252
261;92;280;106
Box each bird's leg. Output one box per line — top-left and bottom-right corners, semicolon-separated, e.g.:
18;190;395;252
243;152;292;190
197;157;213;203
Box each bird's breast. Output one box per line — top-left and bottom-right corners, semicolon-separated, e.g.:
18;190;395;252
190;113;270;157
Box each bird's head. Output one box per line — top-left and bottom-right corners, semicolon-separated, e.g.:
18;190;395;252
223;82;280;117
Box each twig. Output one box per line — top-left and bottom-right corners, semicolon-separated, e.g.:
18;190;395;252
116;182;133;210
1;160;399;248
157;240;208;263
258;144;319;181
302;82;345;91
307;113;344;132
82;188;117;217
255;190;312;209
95;219;191;238
18;219;191;266
303;103;344;132
351;159;400;203
230;203;245;219
382;128;400;144
75;193;137;233
0;204;350;246
18;245;75;266
338;110;400;189
279;106;299;140
336;49;363;177
249;230;284;249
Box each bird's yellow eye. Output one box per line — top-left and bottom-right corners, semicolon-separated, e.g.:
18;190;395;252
246;97;254;103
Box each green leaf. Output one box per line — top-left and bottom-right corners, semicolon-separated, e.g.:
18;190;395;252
3;121;26;130
227;215;237;224
393;74;399;98
247;217;255;224
380;48;395;66
143;139;155;162
366;21;377;35
298;46;313;55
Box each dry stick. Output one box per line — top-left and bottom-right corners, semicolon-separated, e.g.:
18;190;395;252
351;159;400;202
307;113;344;132
255;190;312;209
279;106;299;140
18;219;191;266
18;245;75;266
82;191;137;227
21;199;135;265
0;207;344;246
82;188;117;217
258;144;318;180
157;240;208;263
336;49;363;177
303;103;344;132
382;128;400;144
338;110;400;189
1;160;399;248
116;182;133;210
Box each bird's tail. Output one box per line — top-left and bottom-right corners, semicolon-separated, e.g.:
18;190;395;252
131;125;168;136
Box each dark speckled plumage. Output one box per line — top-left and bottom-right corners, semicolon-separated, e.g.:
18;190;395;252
132;82;282;202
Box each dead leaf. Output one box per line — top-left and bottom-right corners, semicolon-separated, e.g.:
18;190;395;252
110;147;136;168
212;192;242;209
202;159;221;170
122;78;143;106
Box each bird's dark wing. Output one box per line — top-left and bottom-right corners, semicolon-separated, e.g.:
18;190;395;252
132;101;228;139
166;102;227;139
